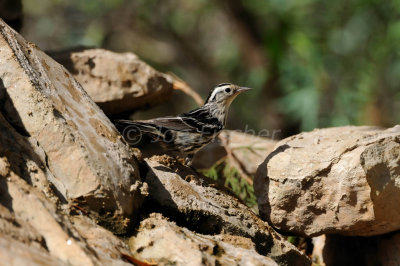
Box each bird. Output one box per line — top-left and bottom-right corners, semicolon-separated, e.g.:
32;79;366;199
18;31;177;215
115;83;251;165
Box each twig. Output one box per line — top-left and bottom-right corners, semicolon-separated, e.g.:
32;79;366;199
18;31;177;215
168;73;204;106
120;251;157;266
70;204;88;215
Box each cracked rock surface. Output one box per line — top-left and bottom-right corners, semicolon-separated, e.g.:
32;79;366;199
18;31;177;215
0;156;132;265
254;125;400;237
144;156;310;266
0;19;143;233
129;213;279;266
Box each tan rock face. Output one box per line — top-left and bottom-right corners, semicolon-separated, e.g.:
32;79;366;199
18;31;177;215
0;157;132;266
144;156;310;266
129;213;278;266
0;235;67;266
0;112;132;265
0;110;133;266
0;19;143;233
254;126;400;237
51;48;173;115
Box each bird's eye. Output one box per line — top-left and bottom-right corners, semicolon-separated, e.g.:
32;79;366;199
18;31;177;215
225;88;231;93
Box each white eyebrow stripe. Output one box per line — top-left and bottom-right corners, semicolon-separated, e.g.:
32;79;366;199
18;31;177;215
209;86;229;101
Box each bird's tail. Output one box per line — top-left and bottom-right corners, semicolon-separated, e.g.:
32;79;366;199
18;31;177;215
115;120;162;146
114;119;159;136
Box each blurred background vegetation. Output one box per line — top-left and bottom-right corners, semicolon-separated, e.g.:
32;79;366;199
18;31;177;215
18;0;400;137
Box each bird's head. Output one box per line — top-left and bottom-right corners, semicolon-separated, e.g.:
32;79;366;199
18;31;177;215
205;83;251;105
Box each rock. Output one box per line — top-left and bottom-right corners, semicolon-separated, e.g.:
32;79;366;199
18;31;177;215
193;130;277;174
0;204;46;252
0;163;132;265
129;213;278;266
0;19;144;233
0;112;58;204
311;232;400;266
254;125;400;237
144;156;310;266
50;48;174;115
69;215;132;266
0;235;66;266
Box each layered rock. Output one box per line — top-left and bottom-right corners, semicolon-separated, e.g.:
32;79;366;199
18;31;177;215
254;125;400;237
50;48;173;115
0;19;144;233
129;213;278;266
0;157;132;265
144;156;310;266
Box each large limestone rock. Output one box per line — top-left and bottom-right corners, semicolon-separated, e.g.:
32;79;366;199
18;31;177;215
0;157;132;265
254;125;400;237
129;213;278;266
144;156;310;266
51;48;173;115
0;19;144;233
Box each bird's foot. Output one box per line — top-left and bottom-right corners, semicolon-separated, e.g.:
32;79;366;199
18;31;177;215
184;154;194;167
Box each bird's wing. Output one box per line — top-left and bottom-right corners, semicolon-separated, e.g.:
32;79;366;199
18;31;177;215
180;107;223;135
115;106;222;136
146;117;202;133
115;117;199;133
115;119;157;132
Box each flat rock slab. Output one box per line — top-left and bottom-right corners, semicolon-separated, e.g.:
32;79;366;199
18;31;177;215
254;125;400;237
144;156;310;266
0;19;143;233
129;213;278;266
51;48;173;115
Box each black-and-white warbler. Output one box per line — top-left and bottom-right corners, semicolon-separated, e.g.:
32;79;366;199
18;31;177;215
116;83;251;165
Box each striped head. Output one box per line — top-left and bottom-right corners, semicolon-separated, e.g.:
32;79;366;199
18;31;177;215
204;83;251;125
205;83;251;105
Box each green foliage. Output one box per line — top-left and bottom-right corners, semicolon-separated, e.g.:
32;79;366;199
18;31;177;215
203;165;219;181
202;161;258;212
287;236;300;246
22;0;400;135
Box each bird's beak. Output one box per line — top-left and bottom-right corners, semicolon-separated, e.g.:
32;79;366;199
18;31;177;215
238;86;252;93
